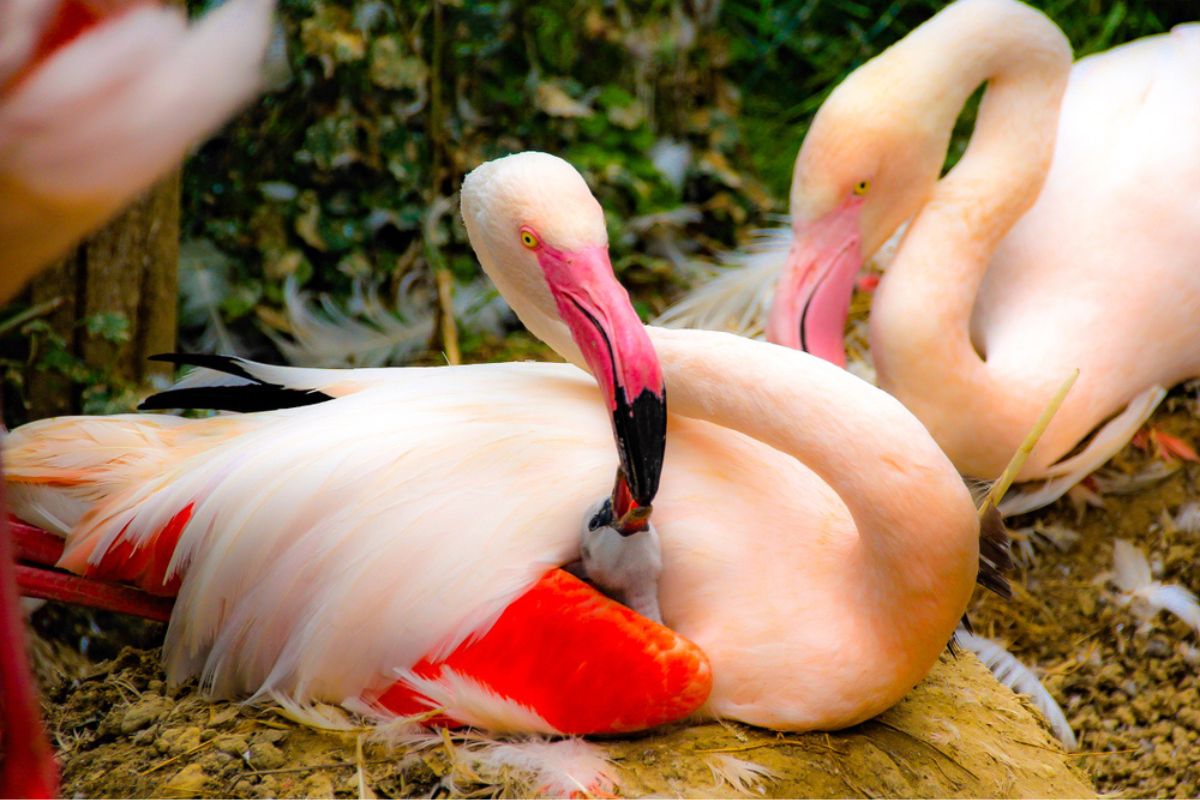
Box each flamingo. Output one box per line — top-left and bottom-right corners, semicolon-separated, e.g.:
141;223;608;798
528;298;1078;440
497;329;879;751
6;152;983;742
0;1;274;793
0;0;274;300
659;0;1200;515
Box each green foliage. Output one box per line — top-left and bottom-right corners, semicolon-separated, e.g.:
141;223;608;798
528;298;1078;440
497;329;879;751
182;0;768;357
0;309;140;425
84;312;132;345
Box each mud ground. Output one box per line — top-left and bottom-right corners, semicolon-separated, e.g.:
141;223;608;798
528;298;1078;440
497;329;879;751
968;387;1200;798
35;643;1091;798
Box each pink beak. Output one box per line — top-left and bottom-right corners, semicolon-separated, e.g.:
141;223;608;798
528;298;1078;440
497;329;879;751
766;196;865;367
537;244;666;509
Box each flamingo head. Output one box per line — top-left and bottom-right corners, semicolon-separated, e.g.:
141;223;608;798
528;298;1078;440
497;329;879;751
461;152;666;513
766;53;952;365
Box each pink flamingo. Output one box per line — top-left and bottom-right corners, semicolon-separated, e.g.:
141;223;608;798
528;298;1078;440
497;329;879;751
7;153;982;742
661;0;1200;514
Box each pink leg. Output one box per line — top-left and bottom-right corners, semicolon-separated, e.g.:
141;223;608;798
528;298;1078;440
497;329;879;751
10;519;65;565
9;518;175;623
0;472;58;797
15;565;173;624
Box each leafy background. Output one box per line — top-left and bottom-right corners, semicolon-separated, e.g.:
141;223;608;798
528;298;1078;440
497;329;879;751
2;0;1192;424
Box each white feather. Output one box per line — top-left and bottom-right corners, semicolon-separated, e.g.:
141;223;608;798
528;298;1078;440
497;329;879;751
458;735;617;797
1008;523;1079;568
1112;539;1153;591
704;753;777;795
389;668;558;734
178;239;246;356
1111;539;1200;634
380;728;618;798
649;137;692;193
271;276;435;368
1174;502;1200;534
1142;585;1200;632
1092;460;1181;495
999;384;1166;516
271;275;510;369
953;630;1077;750
655;225;792;337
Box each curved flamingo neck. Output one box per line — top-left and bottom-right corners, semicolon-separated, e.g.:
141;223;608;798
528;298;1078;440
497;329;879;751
867;0;1072;467
647;327;978;648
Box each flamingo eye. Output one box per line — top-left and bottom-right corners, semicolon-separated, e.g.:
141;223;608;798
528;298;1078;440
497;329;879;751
853;181;870;196
520;230;540;249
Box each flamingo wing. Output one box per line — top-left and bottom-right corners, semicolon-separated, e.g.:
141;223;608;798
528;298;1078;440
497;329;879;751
5;361;711;734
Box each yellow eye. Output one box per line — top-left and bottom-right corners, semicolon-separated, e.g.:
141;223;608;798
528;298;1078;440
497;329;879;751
853;180;870;196
520;230;539;249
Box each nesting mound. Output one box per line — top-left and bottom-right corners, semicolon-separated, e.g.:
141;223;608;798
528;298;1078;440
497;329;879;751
969;395;1200;798
41;645;1091;797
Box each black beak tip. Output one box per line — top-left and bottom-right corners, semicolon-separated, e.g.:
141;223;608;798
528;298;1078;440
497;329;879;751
612;387;667;507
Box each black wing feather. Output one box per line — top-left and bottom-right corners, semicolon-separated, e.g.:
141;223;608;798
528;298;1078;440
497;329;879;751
140;353;334;412
976;501;1013;599
138;385;334;413
949;502;1012;652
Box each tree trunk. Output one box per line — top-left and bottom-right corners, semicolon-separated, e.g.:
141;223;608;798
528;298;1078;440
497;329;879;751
26;174;180;420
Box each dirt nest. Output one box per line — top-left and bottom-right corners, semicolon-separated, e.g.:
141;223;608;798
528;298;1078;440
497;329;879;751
36;639;1090;798
968;390;1200;799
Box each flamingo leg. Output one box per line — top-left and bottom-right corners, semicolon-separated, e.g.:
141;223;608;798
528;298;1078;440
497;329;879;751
0;477;59;798
9;518;176;624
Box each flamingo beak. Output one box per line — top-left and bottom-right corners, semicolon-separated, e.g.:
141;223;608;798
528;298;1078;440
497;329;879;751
537;244;667;510
610;467;652;534
766;195;865;367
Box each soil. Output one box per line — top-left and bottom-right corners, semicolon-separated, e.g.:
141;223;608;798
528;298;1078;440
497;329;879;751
968;388;1200;799
36;644;1091;798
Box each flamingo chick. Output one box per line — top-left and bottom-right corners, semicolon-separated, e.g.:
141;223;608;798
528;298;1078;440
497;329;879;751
662;0;1200;515
0;0;274;300
8;154;983;734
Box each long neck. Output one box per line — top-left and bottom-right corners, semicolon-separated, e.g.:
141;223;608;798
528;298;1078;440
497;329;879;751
648;327;978;644
870;0;1071;415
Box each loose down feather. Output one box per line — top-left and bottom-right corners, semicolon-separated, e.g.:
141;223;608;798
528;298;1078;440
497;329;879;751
953;630;1076;750
1111;539;1200;634
270;276;509;369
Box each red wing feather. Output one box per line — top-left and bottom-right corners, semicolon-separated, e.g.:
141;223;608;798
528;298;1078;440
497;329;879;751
80;503;194;596
377;568;711;735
